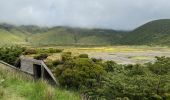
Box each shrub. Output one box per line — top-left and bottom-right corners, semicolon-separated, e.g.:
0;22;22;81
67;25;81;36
61;52;72;62
34;54;48;60
56;56;106;89
23;49;37;55
35;48;63;54
0;45;25;65
148;56;170;75
45;61;54;69
91;58;102;63
79;54;89;58
52;60;63;66
0;88;4;98
150;94;163;100
127;64;145;76
104;61;117;72
48;48;63;53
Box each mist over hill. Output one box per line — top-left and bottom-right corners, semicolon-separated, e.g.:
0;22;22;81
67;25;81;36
0;19;170;46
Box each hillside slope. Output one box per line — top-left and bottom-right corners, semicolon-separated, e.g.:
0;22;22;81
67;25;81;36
1;19;170;46
122;19;170;45
30;27;124;46
0;23;28;45
0;23;48;46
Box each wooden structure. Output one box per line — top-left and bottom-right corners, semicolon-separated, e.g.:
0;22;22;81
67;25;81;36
18;56;58;85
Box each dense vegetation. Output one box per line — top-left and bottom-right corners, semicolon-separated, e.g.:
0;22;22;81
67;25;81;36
0;46;170;99
0;46;25;65
0;46;63;66
47;52;170;100
2;19;170;46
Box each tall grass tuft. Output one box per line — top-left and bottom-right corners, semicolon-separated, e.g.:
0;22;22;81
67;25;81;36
0;87;4;98
0;63;81;100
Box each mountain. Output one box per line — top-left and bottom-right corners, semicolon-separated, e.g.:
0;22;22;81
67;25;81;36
0;23;28;45
121;19;170;45
0;23;47;46
30;27;124;46
1;19;170;46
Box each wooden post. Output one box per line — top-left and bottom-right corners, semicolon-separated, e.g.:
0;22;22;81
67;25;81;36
41;65;44;80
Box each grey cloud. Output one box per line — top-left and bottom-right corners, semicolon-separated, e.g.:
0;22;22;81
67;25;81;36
0;0;170;30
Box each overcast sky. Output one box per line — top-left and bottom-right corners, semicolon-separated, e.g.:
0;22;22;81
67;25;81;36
0;0;170;30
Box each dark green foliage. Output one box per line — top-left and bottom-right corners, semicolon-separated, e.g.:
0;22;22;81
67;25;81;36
61;52;72;62
103;61;117;72
0;46;25;65
0;89;4;99
23;49;37;55
148;56;170;75
79;54;89;58
52;60;63;66
34;53;48;60
52;53;106;90
52;54;170;100
91;58;102;63
57;57;106;89
126;64;145;76
48;48;63;53
35;48;63;54
99;57;170;100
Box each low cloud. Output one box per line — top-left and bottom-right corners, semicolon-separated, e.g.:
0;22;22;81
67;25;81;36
0;0;170;30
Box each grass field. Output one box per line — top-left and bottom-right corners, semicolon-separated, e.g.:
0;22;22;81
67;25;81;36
40;46;170;64
0;63;81;100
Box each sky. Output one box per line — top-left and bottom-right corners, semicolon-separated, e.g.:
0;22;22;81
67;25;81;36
0;0;170;30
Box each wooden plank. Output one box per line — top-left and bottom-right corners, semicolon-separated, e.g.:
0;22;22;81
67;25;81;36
41;61;59;85
0;60;33;77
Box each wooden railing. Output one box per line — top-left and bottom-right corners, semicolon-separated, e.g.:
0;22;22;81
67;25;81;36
0;60;33;77
41;61;59;85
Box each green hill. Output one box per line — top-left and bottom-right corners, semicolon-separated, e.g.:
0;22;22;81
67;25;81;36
0;23;28;45
1;19;170;46
30;27;124;46
121;19;170;45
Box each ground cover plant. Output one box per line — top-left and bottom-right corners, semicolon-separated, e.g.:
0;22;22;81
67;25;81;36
0;63;81;100
0;45;170;100
47;53;170;100
0;45;25;65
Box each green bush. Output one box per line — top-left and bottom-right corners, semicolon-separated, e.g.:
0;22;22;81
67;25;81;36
150;94;163;100
55;53;106;89
0;88;4;99
52;60;63;66
61;52;72;62
91;58;102;63
0;45;25;65
37;48;63;54
148;56;170;75
34;53;48;60
126;64;146;76
79;54;89;58
104;61;117;72
23;49;37;55
48;48;63;53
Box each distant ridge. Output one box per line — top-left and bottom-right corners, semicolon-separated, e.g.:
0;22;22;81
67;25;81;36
0;19;170;46
121;19;170;45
